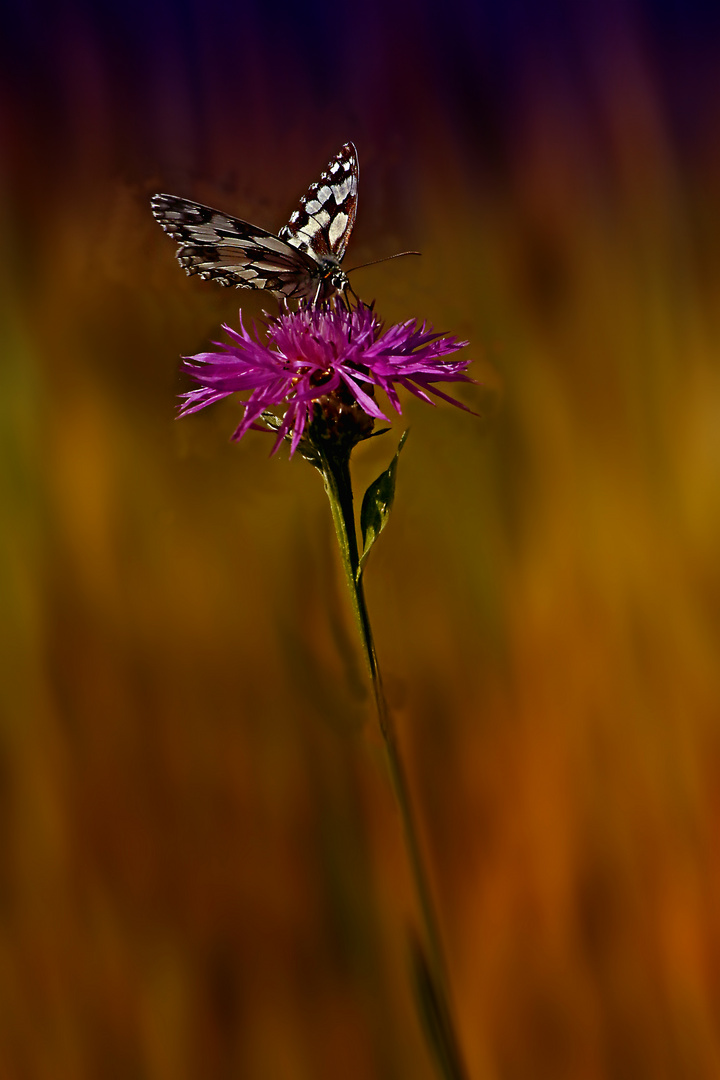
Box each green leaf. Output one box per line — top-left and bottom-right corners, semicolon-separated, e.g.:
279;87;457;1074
357;430;409;582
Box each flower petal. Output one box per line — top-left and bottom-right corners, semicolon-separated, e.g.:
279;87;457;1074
179;301;473;454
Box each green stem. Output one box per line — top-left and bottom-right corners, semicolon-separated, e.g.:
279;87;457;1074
319;447;375;675
319;447;467;1080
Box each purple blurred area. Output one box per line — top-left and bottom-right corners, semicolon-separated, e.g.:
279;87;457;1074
3;1;720;1077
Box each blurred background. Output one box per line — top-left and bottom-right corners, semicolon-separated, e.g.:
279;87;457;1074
3;0;720;1076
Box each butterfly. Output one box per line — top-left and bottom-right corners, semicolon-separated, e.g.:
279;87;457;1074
150;142;359;305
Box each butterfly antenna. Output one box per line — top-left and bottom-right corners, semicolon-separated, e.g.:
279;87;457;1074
346;251;422;274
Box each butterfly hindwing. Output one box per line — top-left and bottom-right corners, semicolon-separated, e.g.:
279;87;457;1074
151;143;359;302
279;142;359;261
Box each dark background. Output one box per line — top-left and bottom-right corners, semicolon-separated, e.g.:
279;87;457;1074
3;1;720;1077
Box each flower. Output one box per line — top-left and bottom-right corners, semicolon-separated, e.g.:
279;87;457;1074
180;302;473;456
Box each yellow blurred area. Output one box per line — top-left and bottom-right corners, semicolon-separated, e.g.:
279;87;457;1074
3;81;720;1080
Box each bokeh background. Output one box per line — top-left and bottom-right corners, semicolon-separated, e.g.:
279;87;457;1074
3;0;720;1077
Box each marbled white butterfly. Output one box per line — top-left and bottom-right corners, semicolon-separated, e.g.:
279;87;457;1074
151;142;359;304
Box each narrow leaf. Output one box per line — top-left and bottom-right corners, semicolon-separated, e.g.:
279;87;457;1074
410;935;469;1080
357;430;409;581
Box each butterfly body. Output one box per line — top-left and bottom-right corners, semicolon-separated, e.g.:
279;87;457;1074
151;142;358;304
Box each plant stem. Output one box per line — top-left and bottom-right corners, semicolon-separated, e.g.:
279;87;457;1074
320;447;468;1080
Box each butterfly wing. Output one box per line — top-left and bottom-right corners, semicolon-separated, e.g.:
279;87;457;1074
150;194;320;298
278;142;359;262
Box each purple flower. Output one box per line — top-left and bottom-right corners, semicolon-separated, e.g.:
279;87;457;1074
180;302;473;456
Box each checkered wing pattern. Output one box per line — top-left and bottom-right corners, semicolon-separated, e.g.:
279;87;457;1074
150;143;359;302
278;142;359;261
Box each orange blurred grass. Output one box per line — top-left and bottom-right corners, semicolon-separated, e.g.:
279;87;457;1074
3;97;720;1080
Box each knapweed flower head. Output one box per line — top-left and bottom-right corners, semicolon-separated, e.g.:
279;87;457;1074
180;301;473;456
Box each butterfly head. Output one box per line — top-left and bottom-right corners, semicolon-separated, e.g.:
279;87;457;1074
319;259;349;291
315;258;351;301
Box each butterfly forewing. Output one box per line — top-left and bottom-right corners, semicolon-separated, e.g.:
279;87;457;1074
278;142;359;261
150;194;319;295
150;142;359;302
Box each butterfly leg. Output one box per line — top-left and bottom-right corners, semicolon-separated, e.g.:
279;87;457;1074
344;283;361;310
